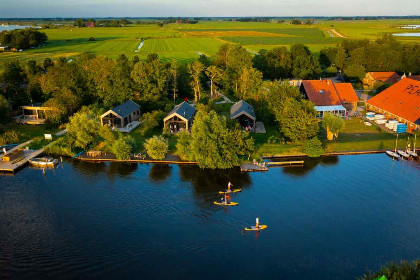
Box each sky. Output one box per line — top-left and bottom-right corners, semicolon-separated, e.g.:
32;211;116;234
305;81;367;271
1;0;419;18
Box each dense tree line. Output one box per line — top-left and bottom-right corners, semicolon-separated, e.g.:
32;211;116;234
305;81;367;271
320;34;420;81
254;44;322;80
0;29;47;49
73;18;130;27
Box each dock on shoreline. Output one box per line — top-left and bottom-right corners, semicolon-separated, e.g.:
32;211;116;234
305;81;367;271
76;152;197;165
0;141;44;174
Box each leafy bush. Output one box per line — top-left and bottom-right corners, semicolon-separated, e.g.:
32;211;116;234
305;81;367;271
322;112;345;140
144;135;168;160
138;110;165;136
0;130;20;146
267;135;280;144
44;137;74;157
359;260;420;280
0;94;9;124
176;131;193;160
303;137;324;157
28;136;49;150
112;136;136;160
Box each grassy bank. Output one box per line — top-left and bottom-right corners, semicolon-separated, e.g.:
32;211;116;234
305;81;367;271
322;118;412;152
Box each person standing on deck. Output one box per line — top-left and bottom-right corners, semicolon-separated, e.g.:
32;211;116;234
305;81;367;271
256;217;260;229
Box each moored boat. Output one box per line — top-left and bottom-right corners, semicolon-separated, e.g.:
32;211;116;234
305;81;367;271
29;157;58;167
407;150;418;158
397;150;410;159
386;151;400;160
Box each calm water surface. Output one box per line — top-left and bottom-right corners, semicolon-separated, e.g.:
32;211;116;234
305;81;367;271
0;154;419;279
0;25;39;31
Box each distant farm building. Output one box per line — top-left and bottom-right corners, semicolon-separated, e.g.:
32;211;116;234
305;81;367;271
20;103;53;125
366;78;420;133
363;71;401;88
100;100;140;132
300;80;359;118
163;101;196;133
0;45;9;51
84;22;95;28
230;100;256;129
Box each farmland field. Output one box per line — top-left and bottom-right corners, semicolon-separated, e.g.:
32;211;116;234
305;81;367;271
1;19;419;68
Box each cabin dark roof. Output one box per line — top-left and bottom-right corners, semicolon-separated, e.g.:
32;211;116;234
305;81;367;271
111;100;140;118
230;100;256;120
166;101;196;121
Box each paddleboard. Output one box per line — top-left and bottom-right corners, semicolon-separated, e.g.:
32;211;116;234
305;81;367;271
218;189;242;194
214;201;238;206
244;225;267;231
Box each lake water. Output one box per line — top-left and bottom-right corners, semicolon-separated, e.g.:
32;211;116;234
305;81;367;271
0;154;419;279
393;33;420;37
0;25;38;32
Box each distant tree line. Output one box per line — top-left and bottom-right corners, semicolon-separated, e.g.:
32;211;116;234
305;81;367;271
73;18;130;27
235;18;271;22
319;34;420;81
162;18;198;24
0;29;47;49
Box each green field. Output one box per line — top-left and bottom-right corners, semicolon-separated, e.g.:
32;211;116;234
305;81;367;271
1;19;419;67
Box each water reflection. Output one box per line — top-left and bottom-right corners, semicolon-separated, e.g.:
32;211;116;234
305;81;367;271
149;164;172;181
107;162;138;179
178;165;251;194
71;160;138;179
281;156;339;177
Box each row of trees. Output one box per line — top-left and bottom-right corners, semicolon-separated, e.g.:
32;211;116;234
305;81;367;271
254;44;322;80
73;18;130;27
320;34;420;80
0;29;47;49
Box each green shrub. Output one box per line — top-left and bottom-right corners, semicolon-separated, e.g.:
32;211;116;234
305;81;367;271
44;137;74;157
267;135;280;144
144;135;168;160
139;110;165;136
0;94;10;124
176;131;193;160
303;137;324;157
112;136;136;160
359;260;420;280
0;130;20;146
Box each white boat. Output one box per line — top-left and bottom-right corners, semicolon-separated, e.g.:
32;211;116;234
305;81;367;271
29;157;58;167
386;151;400;160
407;150;418;158
397;150;410;159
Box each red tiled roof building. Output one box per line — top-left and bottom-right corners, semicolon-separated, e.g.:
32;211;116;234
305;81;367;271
366;77;420;133
300;80;359;118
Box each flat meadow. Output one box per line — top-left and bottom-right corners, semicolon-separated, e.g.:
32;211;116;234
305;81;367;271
0;19;419;68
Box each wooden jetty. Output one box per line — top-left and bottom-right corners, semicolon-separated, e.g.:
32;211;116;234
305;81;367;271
0;145;45;174
266;160;304;166
240;163;269;172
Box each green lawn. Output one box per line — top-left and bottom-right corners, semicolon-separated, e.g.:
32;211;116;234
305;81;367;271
3;123;58;141
322;118;411;152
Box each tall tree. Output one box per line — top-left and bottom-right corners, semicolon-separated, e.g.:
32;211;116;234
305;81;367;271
131;54;170;102
238;66;263;100
177;110;254;169
205;65;222;98
188;61;205;102
278;98;319;143
169;59;179;104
